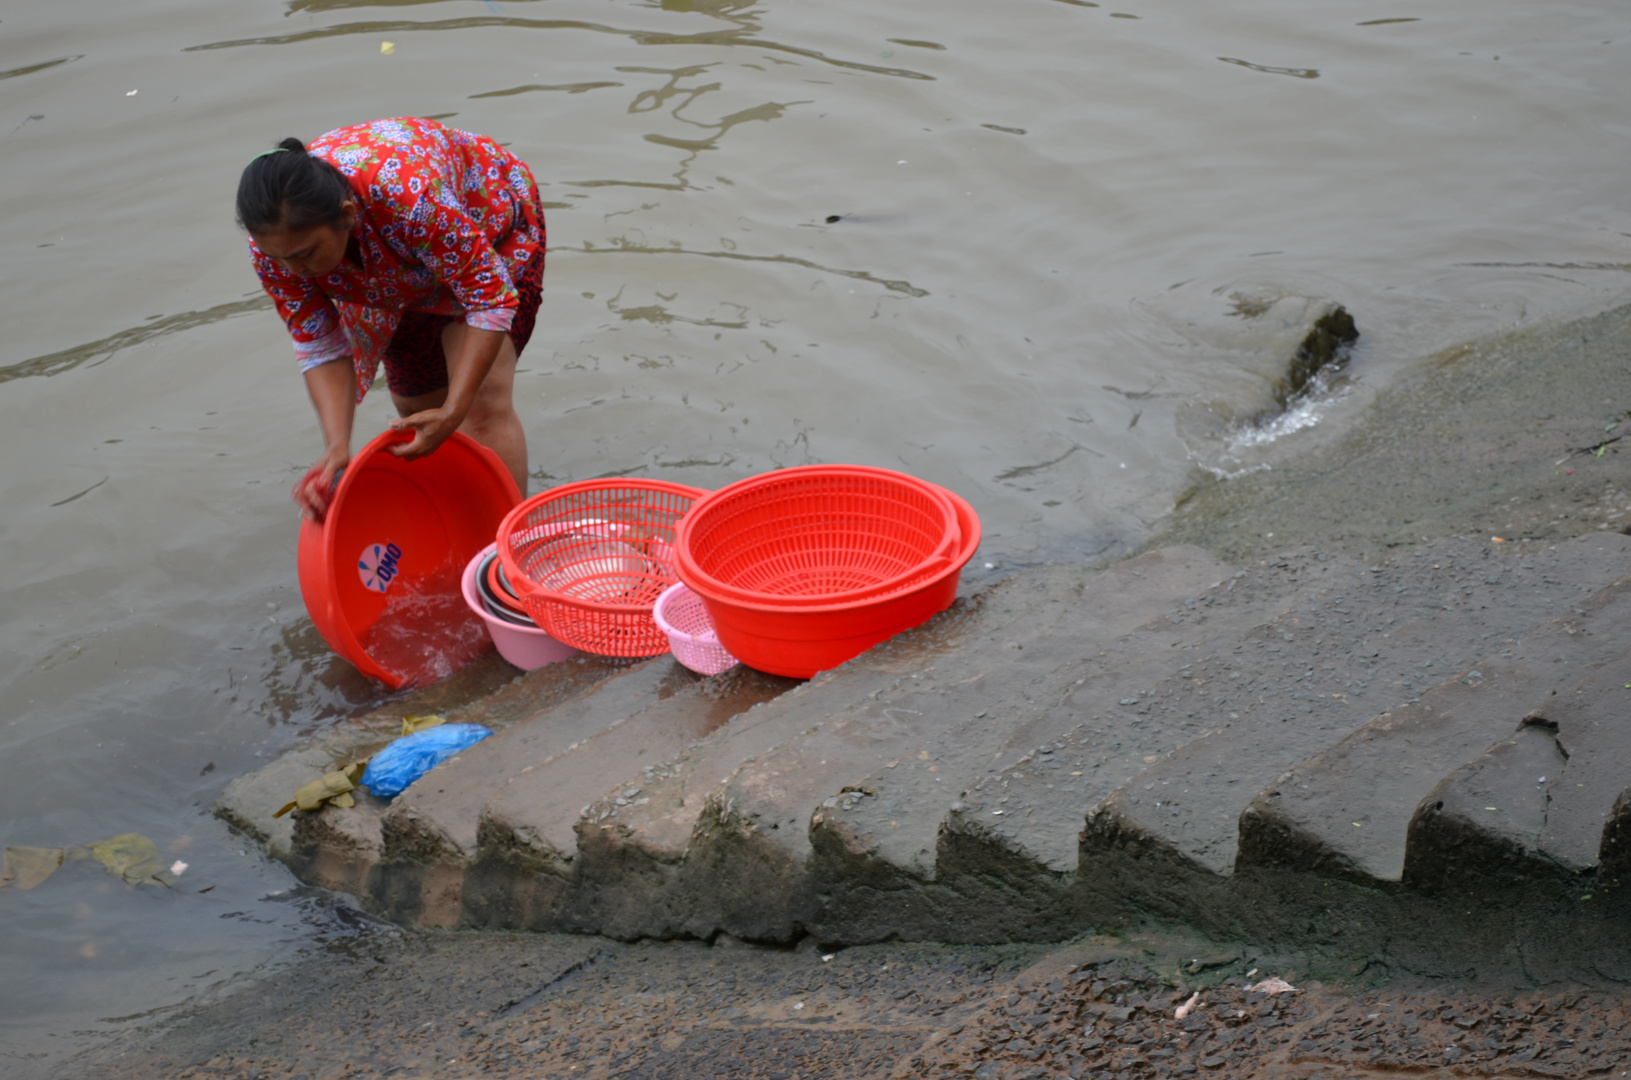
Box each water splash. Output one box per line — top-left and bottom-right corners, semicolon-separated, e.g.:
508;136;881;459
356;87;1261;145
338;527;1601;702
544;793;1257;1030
358;564;491;688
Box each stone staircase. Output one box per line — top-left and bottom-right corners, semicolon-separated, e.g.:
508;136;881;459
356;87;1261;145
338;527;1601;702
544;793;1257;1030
217;532;1631;976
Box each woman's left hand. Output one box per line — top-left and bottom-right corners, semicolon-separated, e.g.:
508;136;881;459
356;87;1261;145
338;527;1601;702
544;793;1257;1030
386;406;462;460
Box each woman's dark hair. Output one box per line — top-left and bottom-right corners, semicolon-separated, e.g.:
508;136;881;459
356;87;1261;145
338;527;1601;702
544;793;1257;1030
235;137;353;232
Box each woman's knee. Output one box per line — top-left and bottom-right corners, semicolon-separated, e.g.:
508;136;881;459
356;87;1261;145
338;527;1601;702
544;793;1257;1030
461;382;519;432
392;388;446;417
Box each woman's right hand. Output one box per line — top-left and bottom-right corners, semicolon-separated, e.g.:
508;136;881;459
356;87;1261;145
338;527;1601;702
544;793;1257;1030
292;445;350;523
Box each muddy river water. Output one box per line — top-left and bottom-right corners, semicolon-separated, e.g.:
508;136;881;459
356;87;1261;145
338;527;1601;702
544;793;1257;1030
1;0;1628;1069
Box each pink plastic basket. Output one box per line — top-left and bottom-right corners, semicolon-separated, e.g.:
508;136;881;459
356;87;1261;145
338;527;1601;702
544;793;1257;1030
653;583;738;676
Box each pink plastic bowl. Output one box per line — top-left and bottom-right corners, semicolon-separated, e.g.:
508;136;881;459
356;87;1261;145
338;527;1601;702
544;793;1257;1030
461;543;577;671
654;583;739;676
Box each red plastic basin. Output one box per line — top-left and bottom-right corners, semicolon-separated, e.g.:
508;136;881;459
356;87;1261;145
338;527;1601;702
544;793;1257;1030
674;465;960;609
684;480;980;679
297;429;522;687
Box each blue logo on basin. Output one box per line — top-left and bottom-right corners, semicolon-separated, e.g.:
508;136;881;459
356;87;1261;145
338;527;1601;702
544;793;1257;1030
358;542;404;593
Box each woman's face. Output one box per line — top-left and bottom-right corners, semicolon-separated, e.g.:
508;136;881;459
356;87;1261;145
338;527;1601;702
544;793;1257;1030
252;201;357;278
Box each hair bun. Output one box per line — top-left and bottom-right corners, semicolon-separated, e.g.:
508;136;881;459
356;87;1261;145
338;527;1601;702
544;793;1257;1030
236;134;349;231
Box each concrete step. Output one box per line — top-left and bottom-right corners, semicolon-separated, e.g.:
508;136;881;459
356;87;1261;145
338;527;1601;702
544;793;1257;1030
218;652;602;859
252;531;1631;959
461;664;796;933
274;653;637;900
290;794;389;899
1239;570;1631;887
462;547;1241;943
1400;720;1567;893
653;547;1252;942
1403;645;1631;894
1537;650;1631;872
496;562;1100;942
1078;533;1631;901
1601;789;1631;882
280;655;793;925
804;551;1311;941
367;657;678;924
366;657;798;926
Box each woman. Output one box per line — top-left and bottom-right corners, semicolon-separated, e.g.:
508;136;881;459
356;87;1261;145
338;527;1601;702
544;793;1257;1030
237;117;545;519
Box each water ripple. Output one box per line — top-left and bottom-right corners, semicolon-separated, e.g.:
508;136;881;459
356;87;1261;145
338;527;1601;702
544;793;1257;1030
1;297;273;384
185;18;934;80
470;81;624;98
0;55;83;81
1218;56;1319;79
574;240;929;297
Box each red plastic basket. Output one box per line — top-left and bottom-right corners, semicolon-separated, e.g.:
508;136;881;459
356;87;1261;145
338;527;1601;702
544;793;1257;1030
674;465;959;607
496;479;707;656
680;480;980;679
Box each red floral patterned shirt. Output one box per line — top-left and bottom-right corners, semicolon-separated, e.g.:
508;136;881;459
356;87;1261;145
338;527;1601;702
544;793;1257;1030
249;117;545;401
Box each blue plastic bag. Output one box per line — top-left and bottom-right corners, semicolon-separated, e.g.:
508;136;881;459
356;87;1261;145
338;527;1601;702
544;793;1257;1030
360;723;493;799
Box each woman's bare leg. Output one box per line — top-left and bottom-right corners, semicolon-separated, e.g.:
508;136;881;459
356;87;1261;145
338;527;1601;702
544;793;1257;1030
390;326;528;494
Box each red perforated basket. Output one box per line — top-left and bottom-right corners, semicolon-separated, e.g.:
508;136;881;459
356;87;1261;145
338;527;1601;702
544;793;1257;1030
680;480;979;678
674;465;959;607
496;479;708;656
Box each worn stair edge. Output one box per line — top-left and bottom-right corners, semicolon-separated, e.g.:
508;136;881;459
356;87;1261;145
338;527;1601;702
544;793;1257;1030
794;749;1102;945
1599;789;1631;885
1072;533;1631;890
498;592;1017;943
833;550;1369;944
1236;664;1548;886
214;652;626;860
681;548;1240;943
804;593;1311;943
1398;641;1631;901
1236;566;1631;886
218;744;361;862
265;546;1284;942
288;794;388;898
459;666;795;935
1070;799;1631;982
370;658;679;925
547;570;1067;943
249;545;1631;977
812;547;1255;883
1535;651;1631;872
1400;720;1570;894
